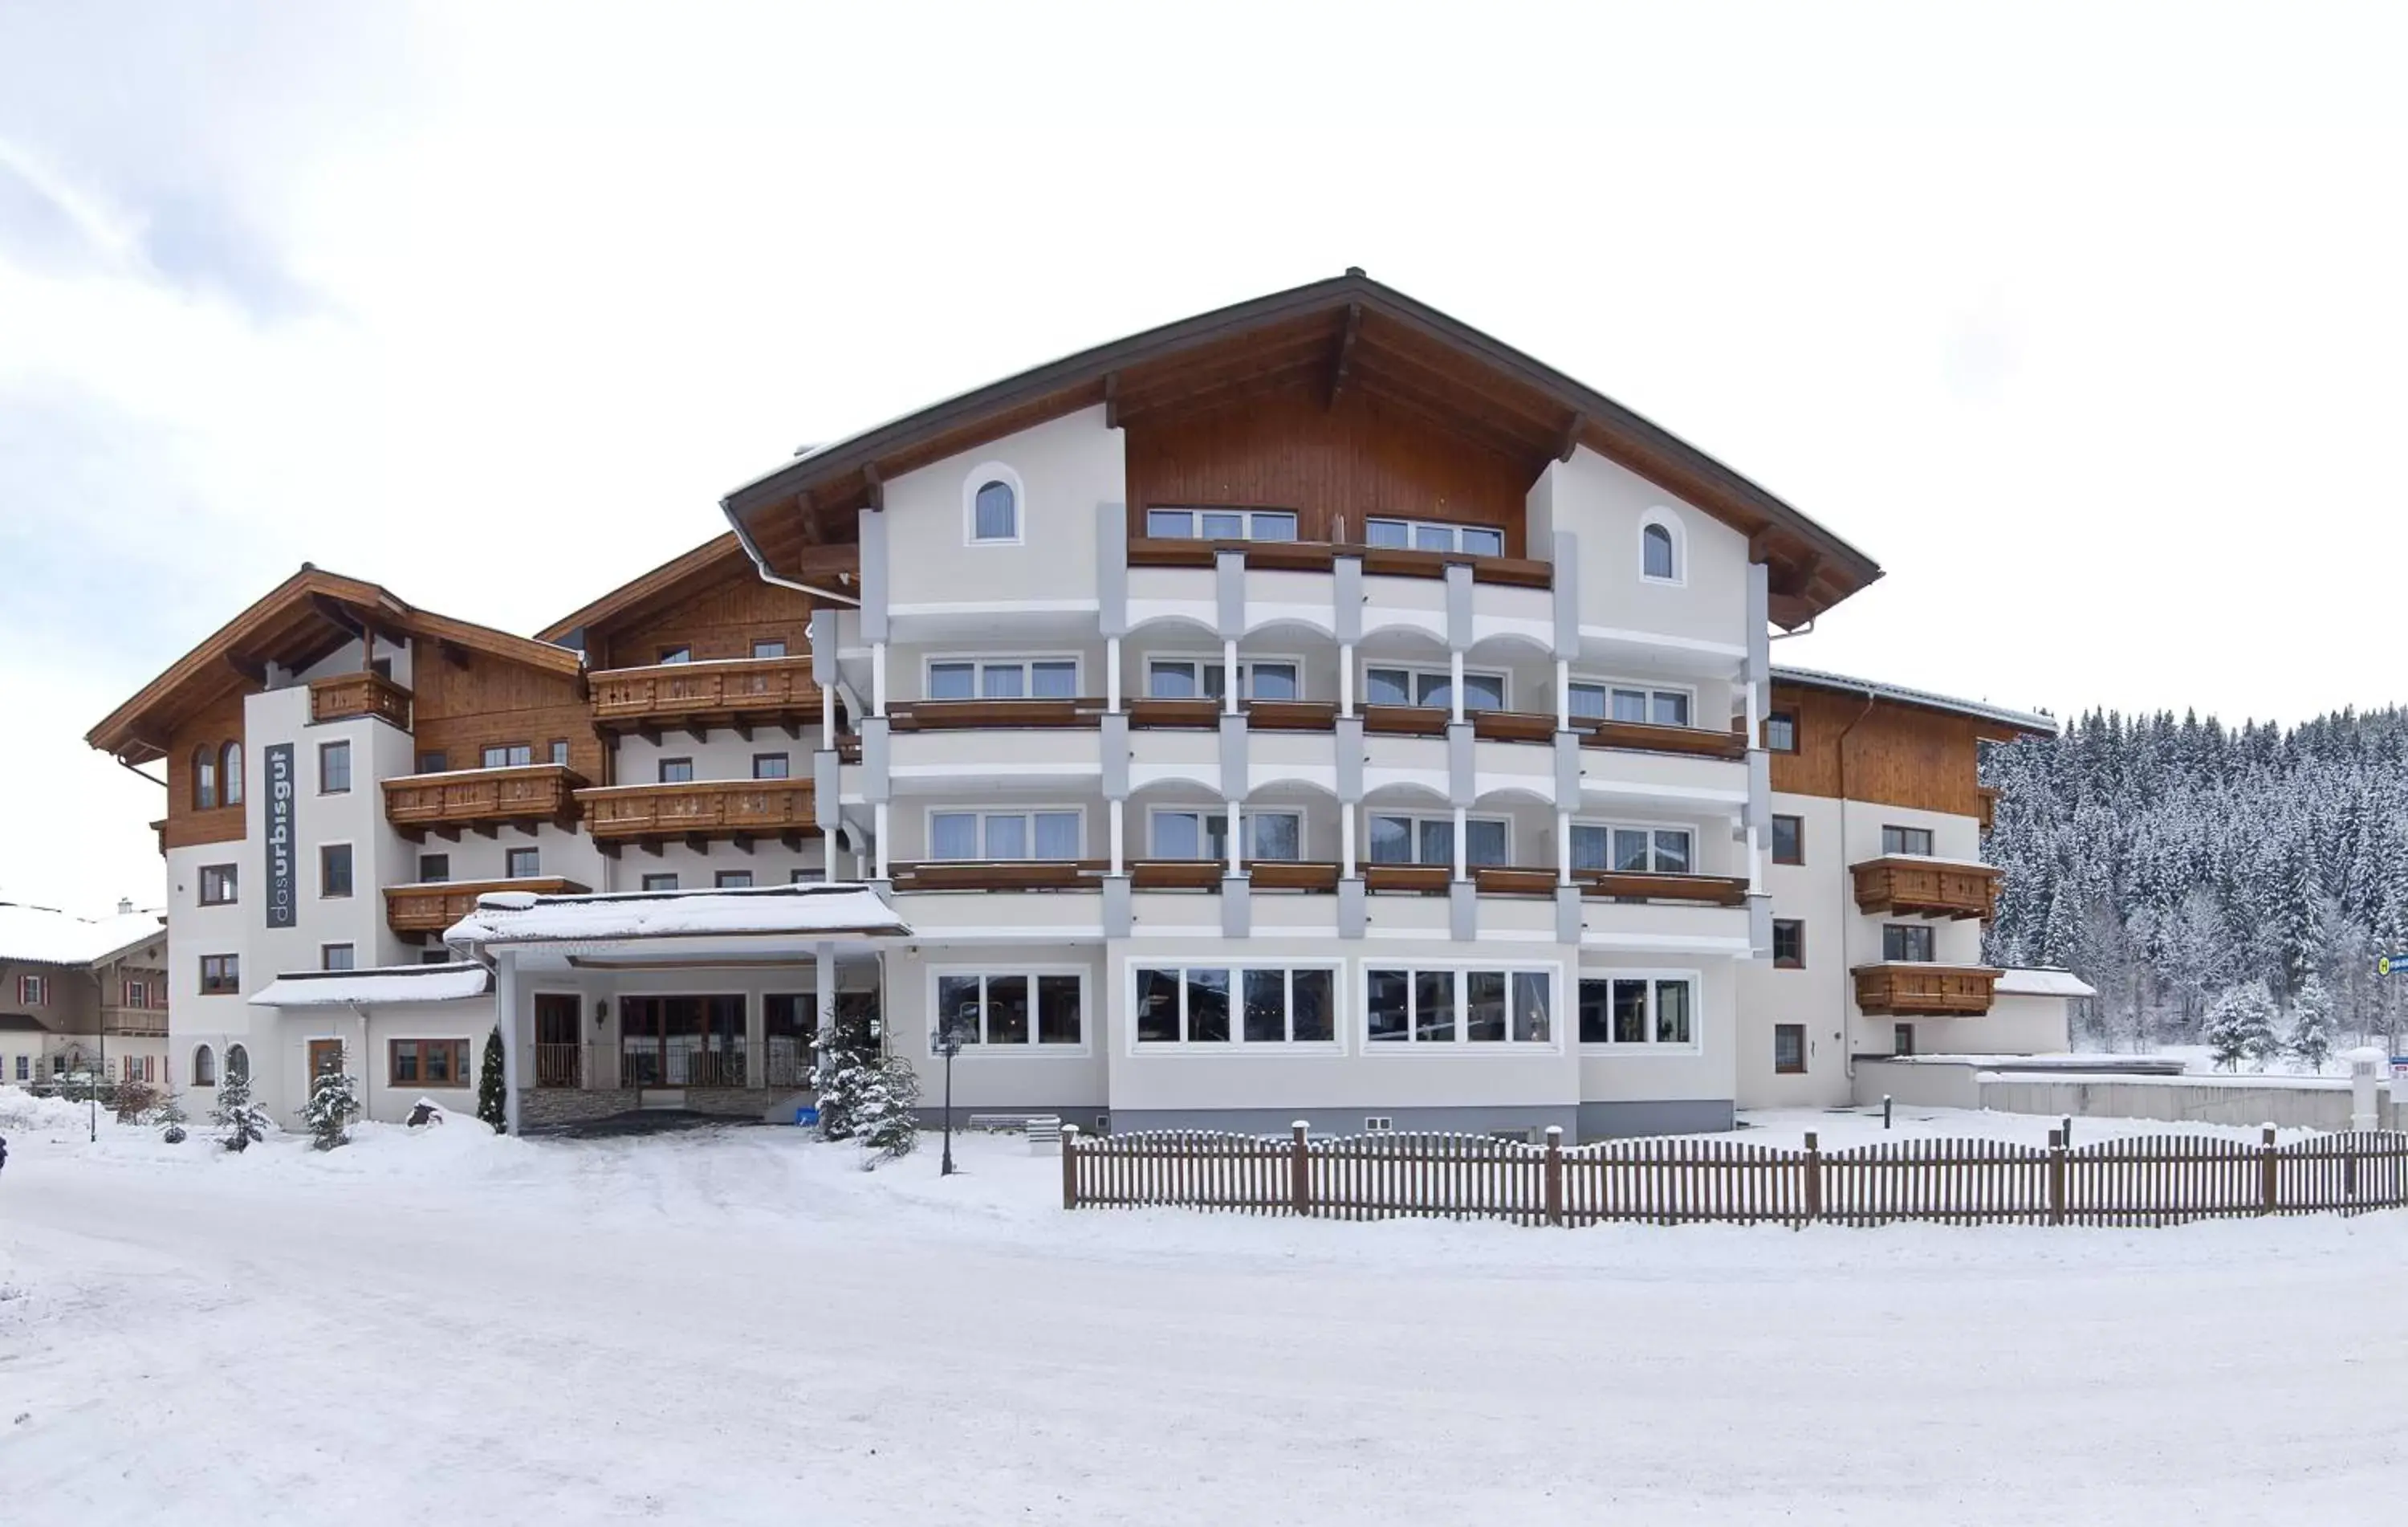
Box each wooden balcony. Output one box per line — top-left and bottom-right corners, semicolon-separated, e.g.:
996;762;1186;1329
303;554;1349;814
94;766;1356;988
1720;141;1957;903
1130;860;1226;891
1852;963;2002;1016
1977;784;2000;833
588;655;821;741
1577;718;1750;761
1248;861;1342;892
1576;869;1751;906
101;1008;169;1038
309;670;412;729
889;860;1103;893
1128;538;1553;589
1124;698;1344;732
577;779;817;850
385;877;590;936
1361;704;1452;738
384;764;586;839
887;698;1100;731
1852;857;2001;921
1364;863;1453;894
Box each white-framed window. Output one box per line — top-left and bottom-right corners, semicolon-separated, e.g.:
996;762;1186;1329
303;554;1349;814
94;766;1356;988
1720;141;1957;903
1638;509;1685;584
964;462;1023;544
124;979;147;1008
1883;924;1936;963
1145;656;1301;702
482;743;535;768
1363;663;1507;711
1364;517;1506;557
1145;507;1300;542
1578;973;1698;1049
1568;679;1693;728
1133;964;1339;1047
1881;825;1936;857
1148;807;1302;862
929;808;1084;861
933;970;1084;1048
321;943;356;972
1570;821;1694;874
1365;966;1554;1044
17;973;46;1007
751;637;787;659
642;873;679;892
1366;812;1510;867
925;655;1079;701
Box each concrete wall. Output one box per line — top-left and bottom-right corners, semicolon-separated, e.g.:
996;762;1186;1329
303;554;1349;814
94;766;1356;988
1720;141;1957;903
1545;450;1750;649
1852;1060;2399;1132
884;408;1123;613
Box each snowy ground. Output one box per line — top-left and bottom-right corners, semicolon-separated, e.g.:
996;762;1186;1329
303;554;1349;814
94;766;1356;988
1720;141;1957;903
5;1093;2407;1525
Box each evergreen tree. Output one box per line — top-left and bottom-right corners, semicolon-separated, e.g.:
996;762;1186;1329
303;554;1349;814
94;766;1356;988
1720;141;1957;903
2203;984;2280;1072
302;1070;360;1150
2288;974;2335;1073
844;1055;922;1168
210;1067;271;1152
156;1087;189;1144
476;1026;506;1134
810;1014;875;1143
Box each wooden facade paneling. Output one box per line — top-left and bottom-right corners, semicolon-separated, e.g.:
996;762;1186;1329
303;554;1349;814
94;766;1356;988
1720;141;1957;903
1123;386;1539;554
1765;683;2021;819
410;650;604;785
162;690;250;849
591;566;816;674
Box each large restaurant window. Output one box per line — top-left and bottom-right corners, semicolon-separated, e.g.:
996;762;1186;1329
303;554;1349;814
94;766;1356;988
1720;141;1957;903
619;996;748;1088
1133;966;1334;1045
1365;967;1552;1044
935;972;1082;1046
1576;975;1697;1048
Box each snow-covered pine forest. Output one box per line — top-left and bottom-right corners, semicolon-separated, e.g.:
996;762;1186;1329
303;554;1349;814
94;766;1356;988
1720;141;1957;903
1984;706;2408;1057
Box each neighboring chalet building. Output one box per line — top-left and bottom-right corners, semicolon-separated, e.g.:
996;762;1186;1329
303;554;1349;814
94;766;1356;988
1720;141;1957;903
0;901;170;1087
87;270;2077;1136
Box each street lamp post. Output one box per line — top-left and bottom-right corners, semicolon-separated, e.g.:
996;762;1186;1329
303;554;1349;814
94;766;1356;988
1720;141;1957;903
930;1019;966;1176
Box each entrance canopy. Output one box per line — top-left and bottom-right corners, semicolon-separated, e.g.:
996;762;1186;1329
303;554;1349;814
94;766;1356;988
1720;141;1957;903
443;882;911;971
251;963;493;1008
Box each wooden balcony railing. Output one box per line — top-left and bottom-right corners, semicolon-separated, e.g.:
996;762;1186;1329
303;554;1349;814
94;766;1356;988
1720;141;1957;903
385;877;590;935
576;779;816;845
310;670;412;730
889;860;1104;893
1128;538;1553;589
588;655;820;736
1977;784;2000;833
101;1009;169;1038
1852;857;2001;921
1577;717;1750;761
1129;860;1225;891
1363;863;1453;894
1248;861;1342;892
1576;869;1752;906
887;698;1100;731
1124;698;1344;732
384;764;586;837
1361;705;1452;738
1853;963;2002;1017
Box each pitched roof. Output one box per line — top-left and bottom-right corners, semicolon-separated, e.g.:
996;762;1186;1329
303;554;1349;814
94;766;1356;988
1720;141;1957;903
0;903;167;968
720;269;1882;625
535;533;749;645
87;565;587;765
1771;664;2057;737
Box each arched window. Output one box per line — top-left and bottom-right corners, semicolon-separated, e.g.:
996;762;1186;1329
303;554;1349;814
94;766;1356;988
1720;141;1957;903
972;479;1018;542
193;1044;217;1087
1641;522;1678;581
221;742;243;807
193;746;218;810
225;1044;249;1083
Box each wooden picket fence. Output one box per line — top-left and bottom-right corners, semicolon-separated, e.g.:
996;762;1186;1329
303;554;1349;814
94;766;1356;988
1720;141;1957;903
1059;1123;2408;1228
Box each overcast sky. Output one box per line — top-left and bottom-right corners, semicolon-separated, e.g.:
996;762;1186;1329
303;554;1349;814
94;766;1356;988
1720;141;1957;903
4;2;2403;917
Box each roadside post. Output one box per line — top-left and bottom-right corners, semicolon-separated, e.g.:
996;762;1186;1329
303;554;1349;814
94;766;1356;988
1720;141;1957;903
2345;1048;2384;1133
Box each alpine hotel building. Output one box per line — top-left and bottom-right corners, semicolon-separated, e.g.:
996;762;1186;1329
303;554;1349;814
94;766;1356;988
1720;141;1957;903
87;272;2075;1138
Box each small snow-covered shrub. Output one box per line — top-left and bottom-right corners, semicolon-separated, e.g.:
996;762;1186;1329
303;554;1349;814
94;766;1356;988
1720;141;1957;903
113;1078;159;1124
211;1069;271;1153
162;1123;188;1145
302;1072;361;1151
475;1027;506;1134
822;1054;920;1169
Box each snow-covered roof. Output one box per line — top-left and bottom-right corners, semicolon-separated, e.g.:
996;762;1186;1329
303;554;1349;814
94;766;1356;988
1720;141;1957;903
250;963;494;1008
1771;665;2056;735
0;903;168;968
1993;967;2099;999
445;882;910;951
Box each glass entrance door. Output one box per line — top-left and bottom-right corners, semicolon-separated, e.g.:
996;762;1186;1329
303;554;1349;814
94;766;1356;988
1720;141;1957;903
619;996;747;1088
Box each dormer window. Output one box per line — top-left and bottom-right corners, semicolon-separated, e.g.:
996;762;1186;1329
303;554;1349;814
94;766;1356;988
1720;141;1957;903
973;479;1018;541
1641;520;1678;581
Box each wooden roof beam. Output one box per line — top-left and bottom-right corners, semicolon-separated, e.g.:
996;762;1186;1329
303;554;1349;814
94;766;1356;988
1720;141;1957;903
1326;303;1361;410
1104;370;1121;430
1556;412;1586;463
860;462;883;514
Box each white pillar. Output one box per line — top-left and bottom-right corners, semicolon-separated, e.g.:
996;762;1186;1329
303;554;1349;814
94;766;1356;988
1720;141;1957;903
1450;651;1466;724
1226;799;1243;874
872;641;889;717
873;801;891;880
1341;807;1357;875
1108;799;1125;874
1555;658;1571;731
495;952;521;1136
820;682;836;751
1556;810;1573;886
1106;637;1123;712
1222;637;1240;715
814;943;836;1082
1339;644;1356;717
1452;805;1469;880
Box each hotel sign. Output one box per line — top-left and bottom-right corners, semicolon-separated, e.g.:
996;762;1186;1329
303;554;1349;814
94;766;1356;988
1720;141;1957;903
264;743;296;928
